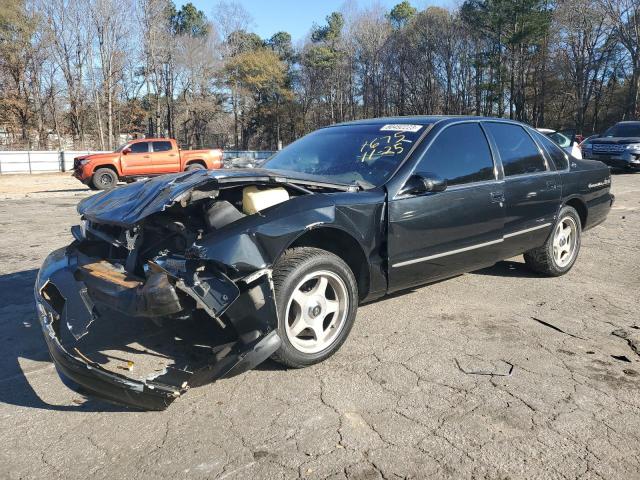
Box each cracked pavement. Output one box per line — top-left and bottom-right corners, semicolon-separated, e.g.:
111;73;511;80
1;172;639;479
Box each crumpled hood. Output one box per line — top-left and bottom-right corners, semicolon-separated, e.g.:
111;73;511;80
78;168;352;227
78;170;217;226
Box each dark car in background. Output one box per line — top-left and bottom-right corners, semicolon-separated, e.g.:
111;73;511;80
581;121;640;171
35;116;614;410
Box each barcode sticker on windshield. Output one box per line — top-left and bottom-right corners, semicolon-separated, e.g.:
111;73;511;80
380;124;423;133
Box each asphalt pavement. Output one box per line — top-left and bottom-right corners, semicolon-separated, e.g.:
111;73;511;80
1;173;639;479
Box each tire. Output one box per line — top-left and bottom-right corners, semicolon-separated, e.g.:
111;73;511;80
524;206;582;276
186;163;205;171
271;247;358;368
91;168;118;190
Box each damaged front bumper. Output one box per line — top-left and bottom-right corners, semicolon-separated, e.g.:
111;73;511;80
34;246;281;410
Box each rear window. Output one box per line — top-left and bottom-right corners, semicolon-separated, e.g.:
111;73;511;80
485;123;547;176
152;141;172;152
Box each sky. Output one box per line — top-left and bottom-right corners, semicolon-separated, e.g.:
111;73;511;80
177;0;453;43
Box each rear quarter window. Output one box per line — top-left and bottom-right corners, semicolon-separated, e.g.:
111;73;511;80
535;132;570;170
547;132;571;148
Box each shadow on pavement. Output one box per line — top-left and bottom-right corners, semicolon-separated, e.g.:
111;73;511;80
473;260;540;278
0;269;132;411
3;268;241;412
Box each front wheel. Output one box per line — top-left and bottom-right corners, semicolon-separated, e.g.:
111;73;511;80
91;168;118;190
524;206;582;276
271;247;358;368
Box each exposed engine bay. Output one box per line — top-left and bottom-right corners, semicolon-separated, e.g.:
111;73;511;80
76;182;296;289
34;169;357;410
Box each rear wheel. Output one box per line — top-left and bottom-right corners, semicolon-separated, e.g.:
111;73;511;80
91;168;118;190
524;206;581;276
271;247;358;368
186;163;205;171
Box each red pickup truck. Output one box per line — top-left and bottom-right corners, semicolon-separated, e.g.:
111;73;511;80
73;138;224;190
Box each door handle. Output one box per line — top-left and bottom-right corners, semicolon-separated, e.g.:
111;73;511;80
143;155;150;158
546;180;557;189
490;192;505;203
169;154;177;157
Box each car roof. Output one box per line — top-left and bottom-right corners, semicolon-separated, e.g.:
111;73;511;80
330;115;529;128
536;128;554;133
614;121;640;125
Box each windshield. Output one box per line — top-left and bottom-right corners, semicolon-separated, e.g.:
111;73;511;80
604;124;640;138
263;123;428;187
113;143;128;153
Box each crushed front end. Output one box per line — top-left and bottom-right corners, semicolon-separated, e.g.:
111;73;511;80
35;245;280;410
33;171;310;410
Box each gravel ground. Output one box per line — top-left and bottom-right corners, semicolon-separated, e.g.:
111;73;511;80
1;172;639;480
0;172;93;199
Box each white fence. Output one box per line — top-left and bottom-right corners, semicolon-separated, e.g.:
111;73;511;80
0;150;108;174
0;150;277;174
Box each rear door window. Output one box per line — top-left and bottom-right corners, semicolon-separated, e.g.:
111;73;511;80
417;123;495;186
485;123;547;176
130;142;149;154
152;141;172;152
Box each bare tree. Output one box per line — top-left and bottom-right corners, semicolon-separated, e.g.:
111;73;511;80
600;0;640;118
213;0;254;147
555;0;615;132
349;7;392;117
40;0;91;144
88;0;134;149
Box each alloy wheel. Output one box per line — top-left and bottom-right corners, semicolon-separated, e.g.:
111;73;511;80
284;270;349;354
553;216;578;268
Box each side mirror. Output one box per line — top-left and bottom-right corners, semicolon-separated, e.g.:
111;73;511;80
122;147;131;155
399;173;447;196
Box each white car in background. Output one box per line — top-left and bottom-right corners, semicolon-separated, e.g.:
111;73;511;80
537;128;582;159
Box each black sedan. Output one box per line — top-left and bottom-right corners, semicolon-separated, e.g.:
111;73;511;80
35;116;614;409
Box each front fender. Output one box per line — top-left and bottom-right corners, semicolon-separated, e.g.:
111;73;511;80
193;190;385;274
193;203;337;272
